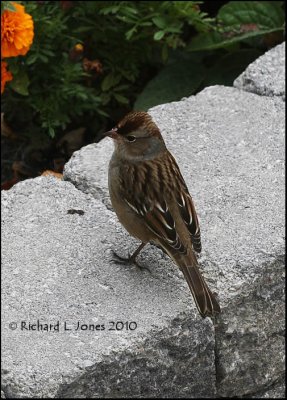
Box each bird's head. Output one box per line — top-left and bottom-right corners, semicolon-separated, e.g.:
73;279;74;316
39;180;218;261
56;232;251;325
101;111;166;161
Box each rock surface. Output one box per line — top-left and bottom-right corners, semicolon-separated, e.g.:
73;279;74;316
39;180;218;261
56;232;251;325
64;85;286;398
246;377;286;399
2;45;285;398
234;42;285;100
2;177;215;398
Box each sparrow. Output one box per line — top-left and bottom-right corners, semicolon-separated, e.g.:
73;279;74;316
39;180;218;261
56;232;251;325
101;111;220;318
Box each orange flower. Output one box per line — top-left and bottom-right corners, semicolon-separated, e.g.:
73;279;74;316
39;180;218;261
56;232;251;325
1;61;13;93
1;2;34;58
74;43;84;52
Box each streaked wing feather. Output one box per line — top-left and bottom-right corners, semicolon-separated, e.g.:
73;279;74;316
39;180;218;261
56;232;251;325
125;197;187;254
167;152;202;253
176;191;201;253
121;153;201;253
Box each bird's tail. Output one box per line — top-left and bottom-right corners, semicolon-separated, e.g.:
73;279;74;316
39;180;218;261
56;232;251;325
173;251;221;318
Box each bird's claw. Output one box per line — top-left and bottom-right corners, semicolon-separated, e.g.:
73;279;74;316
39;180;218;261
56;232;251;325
111;250;151;273
111;250;132;264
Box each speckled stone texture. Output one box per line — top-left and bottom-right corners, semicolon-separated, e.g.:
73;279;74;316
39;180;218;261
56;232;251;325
64;86;285;398
234;42;285;100
2;177;215;398
2;44;285;398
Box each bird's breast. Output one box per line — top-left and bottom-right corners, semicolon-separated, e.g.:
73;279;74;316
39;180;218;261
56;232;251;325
108;157;152;243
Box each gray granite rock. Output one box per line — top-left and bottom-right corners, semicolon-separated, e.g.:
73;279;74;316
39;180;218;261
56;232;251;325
246;376;286;398
234;42;285;100
64;86;285;397
2;177;215;398
64;139;113;211
2;86;285;396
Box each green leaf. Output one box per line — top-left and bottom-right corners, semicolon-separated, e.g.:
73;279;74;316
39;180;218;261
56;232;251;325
152;16;166;29
114;84;130;91
76;92;88;101
38;54;49;63
97;109;109;118
74;26;94;33
188;28;283;51
101;92;111;105
218;1;285;29
26;53;39;65
154;31;165;41
41;48;55;57
166;25;183;34
10;71;30;96
113;93;129;104
125;26;137;40
101;73;121;91
5;59;20;74
121;6;138;16
99;5;120;15
188;1;284;51
2;1;16;12
140;21;152;27
134;59;205;111
48;126;55;138
203;49;263;87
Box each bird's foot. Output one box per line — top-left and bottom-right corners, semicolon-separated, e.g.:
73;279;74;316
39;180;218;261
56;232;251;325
111;250;151;273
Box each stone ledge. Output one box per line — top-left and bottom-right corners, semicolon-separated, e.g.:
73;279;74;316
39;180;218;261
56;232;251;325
64;85;285;397
234;42;285;100
2;82;285;397
2;177;215;398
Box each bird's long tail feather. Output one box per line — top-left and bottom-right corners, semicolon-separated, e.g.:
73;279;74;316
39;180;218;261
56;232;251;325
180;263;220;318
171;251;220;318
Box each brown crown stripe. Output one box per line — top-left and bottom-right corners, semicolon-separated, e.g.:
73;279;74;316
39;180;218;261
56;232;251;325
117;112;161;137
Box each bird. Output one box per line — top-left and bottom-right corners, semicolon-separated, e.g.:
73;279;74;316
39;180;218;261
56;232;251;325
100;111;220;318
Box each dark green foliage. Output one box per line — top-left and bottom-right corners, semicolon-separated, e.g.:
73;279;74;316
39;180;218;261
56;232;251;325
2;1;285;140
135;1;284;111
134;54;205;111
2;1;211;138
188;1;285;51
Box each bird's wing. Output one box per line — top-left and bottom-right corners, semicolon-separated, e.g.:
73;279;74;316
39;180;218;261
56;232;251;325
121;152;201;253
175;189;201;253
125;195;187;254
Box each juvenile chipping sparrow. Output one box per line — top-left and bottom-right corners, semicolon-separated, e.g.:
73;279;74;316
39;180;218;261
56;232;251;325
101;111;220;318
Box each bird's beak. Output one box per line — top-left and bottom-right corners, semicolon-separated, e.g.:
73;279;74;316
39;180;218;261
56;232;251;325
101;127;119;140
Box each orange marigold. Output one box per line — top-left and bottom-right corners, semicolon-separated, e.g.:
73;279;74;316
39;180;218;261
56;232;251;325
1;61;13;93
1;2;34;58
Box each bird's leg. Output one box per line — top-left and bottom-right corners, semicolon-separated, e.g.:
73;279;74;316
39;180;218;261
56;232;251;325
112;242;146;264
130;242;147;261
112;242;150;272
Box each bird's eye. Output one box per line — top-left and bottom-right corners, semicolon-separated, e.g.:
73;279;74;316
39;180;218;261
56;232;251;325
126;135;136;142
